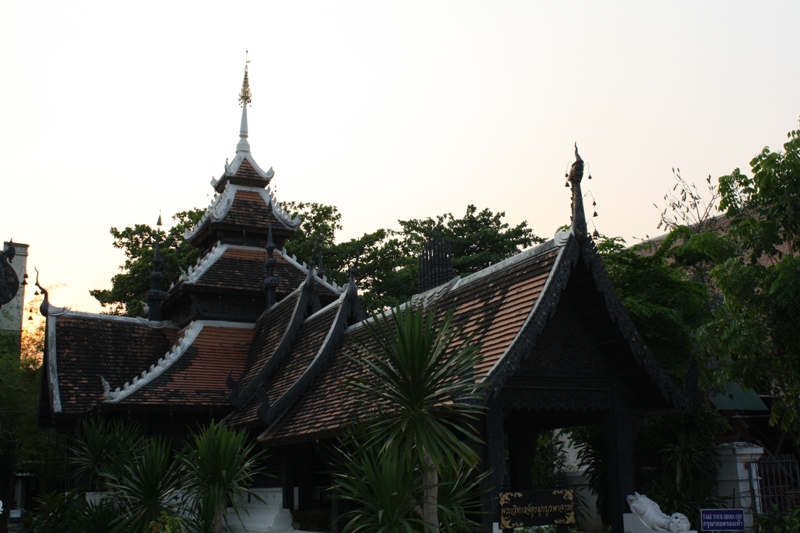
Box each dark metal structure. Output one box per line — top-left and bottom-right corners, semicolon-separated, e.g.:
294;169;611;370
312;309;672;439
418;232;453;293
0;242;19;308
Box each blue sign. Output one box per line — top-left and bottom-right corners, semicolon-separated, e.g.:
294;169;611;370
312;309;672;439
700;509;744;531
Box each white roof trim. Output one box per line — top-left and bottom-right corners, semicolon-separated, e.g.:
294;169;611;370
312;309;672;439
46;317;62;413
277;248;344;295
177;241;227;285
102;320;255;403
344;238;564;334
45;308;173;328
450;238;560;293
184;184;300;241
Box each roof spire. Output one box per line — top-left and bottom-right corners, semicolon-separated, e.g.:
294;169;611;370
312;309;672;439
147;214;166;321
568;143;587;244
236;51;252;154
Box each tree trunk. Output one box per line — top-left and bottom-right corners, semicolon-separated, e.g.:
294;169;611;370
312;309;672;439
213;507;222;533
422;447;439;532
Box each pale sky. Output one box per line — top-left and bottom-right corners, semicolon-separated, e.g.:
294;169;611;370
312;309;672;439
1;1;799;314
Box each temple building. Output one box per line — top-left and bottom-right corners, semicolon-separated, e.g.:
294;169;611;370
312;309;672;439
38;65;699;533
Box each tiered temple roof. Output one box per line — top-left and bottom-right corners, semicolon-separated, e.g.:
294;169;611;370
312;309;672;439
39;63;346;426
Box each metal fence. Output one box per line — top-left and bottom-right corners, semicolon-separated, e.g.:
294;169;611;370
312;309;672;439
750;454;800;514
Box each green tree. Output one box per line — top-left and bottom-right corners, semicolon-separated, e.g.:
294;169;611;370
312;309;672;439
281;201;343;264
340;306;485;532
0;306;65;525
707;122;800;439
90;210;204;316
325;205;541;312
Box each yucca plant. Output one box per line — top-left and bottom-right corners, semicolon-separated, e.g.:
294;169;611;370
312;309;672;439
104;437;185;533
179;422;267;533
83;497;120;533
70;418;142;491
334;424;426;533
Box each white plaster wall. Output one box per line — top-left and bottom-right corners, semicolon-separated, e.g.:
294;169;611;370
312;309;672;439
714;442;763;530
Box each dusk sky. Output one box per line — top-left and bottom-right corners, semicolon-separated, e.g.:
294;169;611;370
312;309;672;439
2;1;799;314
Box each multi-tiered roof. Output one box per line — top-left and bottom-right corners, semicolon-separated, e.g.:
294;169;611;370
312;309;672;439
38;63;348;427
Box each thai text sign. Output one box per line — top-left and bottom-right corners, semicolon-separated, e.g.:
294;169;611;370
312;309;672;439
499;489;575;530
700;509;744;531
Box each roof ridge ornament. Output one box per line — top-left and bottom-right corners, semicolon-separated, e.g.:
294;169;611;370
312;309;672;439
568;143;587;244
236;51;252;154
147;213;166;321
264;202;278;310
239;50;252;106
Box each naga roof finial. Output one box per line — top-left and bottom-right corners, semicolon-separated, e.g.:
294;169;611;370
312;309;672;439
568;143;587;243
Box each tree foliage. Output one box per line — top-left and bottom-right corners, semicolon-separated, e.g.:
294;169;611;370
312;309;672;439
0;305;65;524
596;235;715;380
324;205;541;312
705;122;800;439
90;210;204;316
281;201;343;264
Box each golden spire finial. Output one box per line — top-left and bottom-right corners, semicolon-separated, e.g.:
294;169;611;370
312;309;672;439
239;50;252;106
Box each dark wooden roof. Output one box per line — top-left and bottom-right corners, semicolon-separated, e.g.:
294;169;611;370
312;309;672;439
212;157;273;193
110;324;254;407
226;284;358;427
166;247;341;302
258;233;699;446
39;312;178;420
187;188;299;250
239;288;305;386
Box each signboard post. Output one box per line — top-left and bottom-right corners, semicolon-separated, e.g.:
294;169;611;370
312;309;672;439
700;509;744;531
498;489;575;532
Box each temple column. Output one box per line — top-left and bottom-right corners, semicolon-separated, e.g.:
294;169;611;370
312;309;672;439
507;410;538;491
481;394;507;532
604;377;638;533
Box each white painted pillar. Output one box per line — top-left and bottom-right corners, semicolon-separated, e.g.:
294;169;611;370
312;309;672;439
715;442;764;530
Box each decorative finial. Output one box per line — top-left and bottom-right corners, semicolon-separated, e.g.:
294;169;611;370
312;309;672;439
567;143;587;244
236;52;252;154
263;202;278;310
34;268;50;316
238;51;252;107
147;214;165;321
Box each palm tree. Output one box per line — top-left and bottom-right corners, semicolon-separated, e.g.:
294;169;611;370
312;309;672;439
345;305;485;531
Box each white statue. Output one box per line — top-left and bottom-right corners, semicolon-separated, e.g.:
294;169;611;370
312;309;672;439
627;492;691;532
